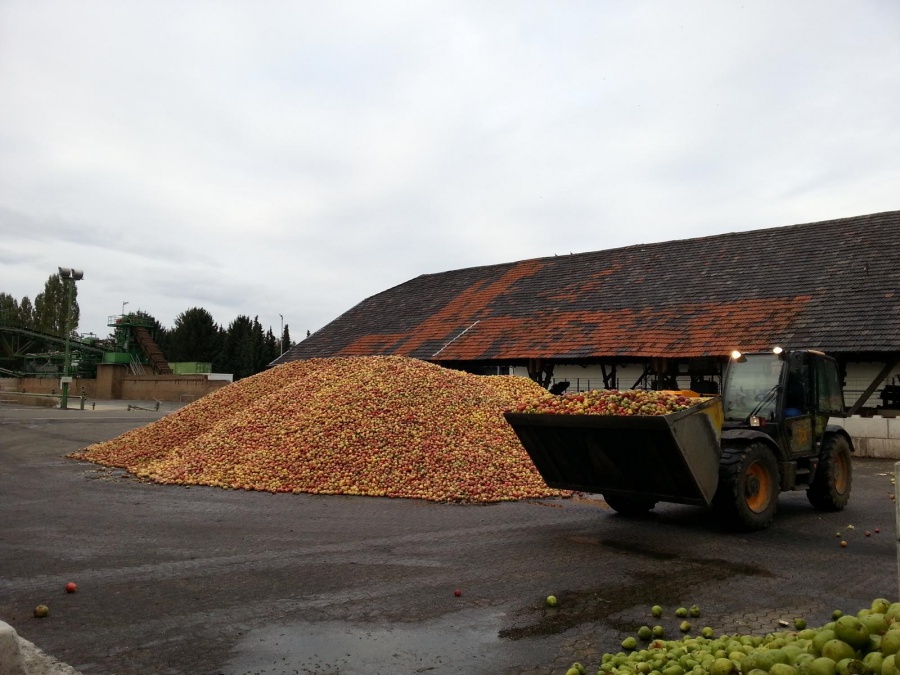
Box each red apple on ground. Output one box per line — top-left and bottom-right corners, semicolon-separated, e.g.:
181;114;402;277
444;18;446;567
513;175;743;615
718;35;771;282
65;582;77;593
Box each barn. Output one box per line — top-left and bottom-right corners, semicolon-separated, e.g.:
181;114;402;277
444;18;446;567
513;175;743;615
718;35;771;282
274;210;900;454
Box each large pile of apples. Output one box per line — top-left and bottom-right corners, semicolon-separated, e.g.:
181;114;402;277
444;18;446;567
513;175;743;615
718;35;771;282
71;356;570;503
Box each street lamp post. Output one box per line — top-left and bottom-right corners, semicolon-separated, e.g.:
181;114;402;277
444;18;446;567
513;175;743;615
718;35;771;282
58;267;84;410
122;300;129;316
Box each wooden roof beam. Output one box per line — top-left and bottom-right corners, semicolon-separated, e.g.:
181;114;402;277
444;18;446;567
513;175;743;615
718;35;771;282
846;356;900;416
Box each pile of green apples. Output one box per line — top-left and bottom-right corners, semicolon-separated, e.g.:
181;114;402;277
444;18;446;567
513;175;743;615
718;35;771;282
565;598;900;675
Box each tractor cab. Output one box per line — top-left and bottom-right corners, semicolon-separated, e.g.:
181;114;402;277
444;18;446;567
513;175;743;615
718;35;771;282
722;349;845;456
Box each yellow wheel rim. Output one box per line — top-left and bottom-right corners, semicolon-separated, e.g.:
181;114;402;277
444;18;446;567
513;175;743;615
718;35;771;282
833;450;850;494
745;461;772;513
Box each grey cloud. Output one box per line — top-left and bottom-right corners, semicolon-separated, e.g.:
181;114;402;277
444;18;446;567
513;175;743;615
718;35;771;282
1;1;898;339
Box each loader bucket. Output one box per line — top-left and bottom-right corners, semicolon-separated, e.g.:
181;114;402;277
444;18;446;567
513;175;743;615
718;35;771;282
504;397;724;506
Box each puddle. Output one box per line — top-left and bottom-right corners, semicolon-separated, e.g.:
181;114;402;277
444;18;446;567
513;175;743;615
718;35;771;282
499;541;772;640
221;609;509;675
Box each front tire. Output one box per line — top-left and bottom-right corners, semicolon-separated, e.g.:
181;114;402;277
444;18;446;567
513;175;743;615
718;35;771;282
807;433;852;511
603;493;657;516
713;443;780;531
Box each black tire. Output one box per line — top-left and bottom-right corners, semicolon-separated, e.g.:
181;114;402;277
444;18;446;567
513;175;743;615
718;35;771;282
712;442;780;531
807;433;852;511
603;493;657;516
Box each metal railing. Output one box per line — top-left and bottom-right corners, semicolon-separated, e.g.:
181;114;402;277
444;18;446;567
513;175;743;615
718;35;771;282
129;354;146;376
0;391;87;409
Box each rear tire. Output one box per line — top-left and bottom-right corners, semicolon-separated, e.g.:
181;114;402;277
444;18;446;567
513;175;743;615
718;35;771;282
807;433;852;511
603;493;657;516
713;442;780;531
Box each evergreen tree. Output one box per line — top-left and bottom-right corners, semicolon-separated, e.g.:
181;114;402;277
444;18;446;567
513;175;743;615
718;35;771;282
281;324;292;353
251;316;267;373
167;307;222;364
263;326;279;367
222;315;254;380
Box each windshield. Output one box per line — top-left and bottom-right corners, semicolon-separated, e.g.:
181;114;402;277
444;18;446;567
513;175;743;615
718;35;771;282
723;353;785;421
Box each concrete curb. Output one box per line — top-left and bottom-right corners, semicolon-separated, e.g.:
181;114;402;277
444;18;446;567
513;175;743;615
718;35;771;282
0;621;80;675
0;621;27;675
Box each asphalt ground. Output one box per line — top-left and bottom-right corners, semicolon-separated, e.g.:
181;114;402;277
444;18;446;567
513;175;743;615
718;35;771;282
1;403;898;675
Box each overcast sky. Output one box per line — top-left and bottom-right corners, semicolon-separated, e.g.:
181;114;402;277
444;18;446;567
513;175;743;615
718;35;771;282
1;1;898;339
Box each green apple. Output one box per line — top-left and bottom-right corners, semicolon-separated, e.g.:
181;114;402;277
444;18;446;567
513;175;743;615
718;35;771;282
821;639;856;663
833;616;870;649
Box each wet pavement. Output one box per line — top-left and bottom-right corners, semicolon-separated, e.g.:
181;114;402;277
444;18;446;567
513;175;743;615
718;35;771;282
0;403;897;675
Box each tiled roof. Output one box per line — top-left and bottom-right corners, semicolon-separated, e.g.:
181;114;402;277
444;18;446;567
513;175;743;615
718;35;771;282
276;210;900;364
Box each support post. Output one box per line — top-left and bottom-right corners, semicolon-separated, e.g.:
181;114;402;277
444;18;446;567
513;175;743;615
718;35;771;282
896;462;900;599
60;278;75;410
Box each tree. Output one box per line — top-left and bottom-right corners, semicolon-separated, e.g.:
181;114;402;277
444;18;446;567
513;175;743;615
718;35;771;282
32;274;81;335
0;293;18;323
281;324;292;353
250;316;268;373
219;315;286;378
221;315;255;380
263;326;279;367
0;292;35;327
167;307;223;364
34;273;79;335
18;296;34;327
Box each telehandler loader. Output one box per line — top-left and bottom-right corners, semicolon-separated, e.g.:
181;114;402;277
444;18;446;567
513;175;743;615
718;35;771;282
504;349;853;530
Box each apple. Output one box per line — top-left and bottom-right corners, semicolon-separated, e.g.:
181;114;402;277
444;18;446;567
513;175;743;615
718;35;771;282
454;589;462;597
546;595;558;607
65;582;77;593
34;605;49;618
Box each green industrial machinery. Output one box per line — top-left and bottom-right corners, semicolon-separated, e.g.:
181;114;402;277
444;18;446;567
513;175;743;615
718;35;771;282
0;309;107;378
0;311;172;378
104;314;173;375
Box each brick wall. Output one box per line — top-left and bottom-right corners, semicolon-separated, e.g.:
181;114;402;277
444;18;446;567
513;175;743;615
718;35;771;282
1;375;228;402
120;375;229;402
